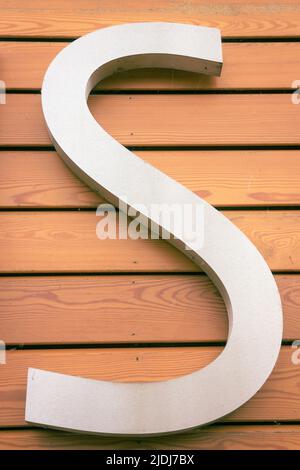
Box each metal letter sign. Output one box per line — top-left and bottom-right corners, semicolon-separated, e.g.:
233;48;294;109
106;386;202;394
25;22;283;436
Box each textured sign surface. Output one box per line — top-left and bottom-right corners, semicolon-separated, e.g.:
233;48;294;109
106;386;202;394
25;22;282;436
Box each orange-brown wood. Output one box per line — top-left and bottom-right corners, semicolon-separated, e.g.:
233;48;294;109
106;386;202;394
0;425;299;450
0;211;299;273
0;347;298;427
0;274;299;345
0;0;300;38
1;1;300;448
1;150;300;208
2;42;300;90
1;94;299;146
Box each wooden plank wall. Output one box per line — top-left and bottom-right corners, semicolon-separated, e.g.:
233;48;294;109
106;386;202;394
0;0;300;450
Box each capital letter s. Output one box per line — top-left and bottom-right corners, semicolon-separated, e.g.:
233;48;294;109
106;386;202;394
25;23;283;436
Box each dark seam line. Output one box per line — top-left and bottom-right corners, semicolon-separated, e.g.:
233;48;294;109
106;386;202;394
0;422;299;432
1;205;300;212
5;340;294;350
0;272;205;277
0;37;74;42
0;146;55;151
91;89;296;95
4;341;295;350
0;271;298;277
127;145;300;151
0;272;206;278
5;89;296;95
209;206;300;211
224;37;300;43
211;421;300;427
2;145;300;151
1;37;300;43
273;270;300;275
6;342;226;350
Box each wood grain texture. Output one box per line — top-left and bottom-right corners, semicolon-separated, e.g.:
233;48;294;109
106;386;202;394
0;425;300;450
0;274;299;345
0;0;300;38
1;150;300;208
0;210;299;273
0;347;299;427
2;42;300;90
2;0;300;449
1;94;299;146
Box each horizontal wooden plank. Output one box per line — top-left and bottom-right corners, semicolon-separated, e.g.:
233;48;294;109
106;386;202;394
0;210;299;273
0;425;300;450
0;274;299;345
1;94;299;147
0;274;226;344
1;1;300;38
1;150;300;208
0;346;298;427
2;42;300;90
